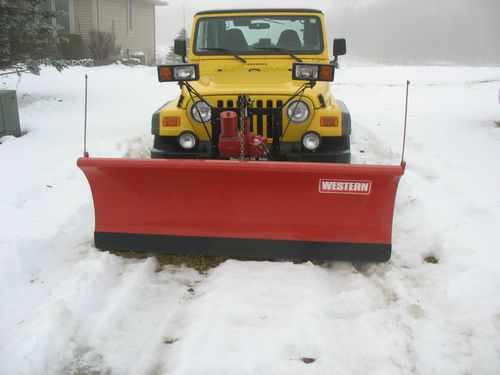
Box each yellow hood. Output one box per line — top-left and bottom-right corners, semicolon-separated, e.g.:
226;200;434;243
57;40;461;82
185;60;331;106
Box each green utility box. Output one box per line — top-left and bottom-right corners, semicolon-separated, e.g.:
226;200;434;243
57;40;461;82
0;90;21;138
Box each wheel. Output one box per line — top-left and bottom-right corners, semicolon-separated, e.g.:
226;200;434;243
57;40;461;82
329;135;351;163
150;135;176;158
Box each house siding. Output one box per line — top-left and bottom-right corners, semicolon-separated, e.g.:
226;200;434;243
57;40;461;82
98;0;155;63
73;0;157;64
73;0;94;57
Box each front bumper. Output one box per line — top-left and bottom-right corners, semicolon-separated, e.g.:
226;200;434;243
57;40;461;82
152;136;350;162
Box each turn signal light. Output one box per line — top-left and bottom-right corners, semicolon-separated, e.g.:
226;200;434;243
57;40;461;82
319;65;334;81
162;116;180;127
320;117;338;127
158;66;173;81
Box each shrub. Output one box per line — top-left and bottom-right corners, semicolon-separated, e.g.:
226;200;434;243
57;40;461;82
90;30;115;61
57;34;83;60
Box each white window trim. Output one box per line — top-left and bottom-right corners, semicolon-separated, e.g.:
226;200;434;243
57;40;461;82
68;0;75;34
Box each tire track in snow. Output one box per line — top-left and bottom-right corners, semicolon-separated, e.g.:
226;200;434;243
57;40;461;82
0;205;202;375
151;260;426;375
353;262;422;374
66;257;201;375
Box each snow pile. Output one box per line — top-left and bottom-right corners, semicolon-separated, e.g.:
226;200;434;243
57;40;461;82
0;65;499;374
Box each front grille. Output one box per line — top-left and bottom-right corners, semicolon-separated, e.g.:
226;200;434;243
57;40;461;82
211;97;284;140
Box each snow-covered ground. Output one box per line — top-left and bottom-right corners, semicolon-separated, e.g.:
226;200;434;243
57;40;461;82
0;64;499;375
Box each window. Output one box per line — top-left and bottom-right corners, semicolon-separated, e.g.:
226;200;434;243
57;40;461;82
55;0;70;36
39;0;70;36
194;15;323;55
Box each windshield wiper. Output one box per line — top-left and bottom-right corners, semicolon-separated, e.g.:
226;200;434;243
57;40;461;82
200;48;247;63
254;47;303;62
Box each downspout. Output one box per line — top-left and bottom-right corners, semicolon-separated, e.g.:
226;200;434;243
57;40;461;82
153;5;156;65
96;0;100;33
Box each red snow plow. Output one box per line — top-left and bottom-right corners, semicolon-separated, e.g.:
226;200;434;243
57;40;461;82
78;8;407;261
78;157;404;261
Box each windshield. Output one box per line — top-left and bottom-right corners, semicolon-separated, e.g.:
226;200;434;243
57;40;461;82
194;15;323;55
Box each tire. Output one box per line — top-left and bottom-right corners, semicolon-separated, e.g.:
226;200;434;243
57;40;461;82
151;135;175;159
331;135;351;163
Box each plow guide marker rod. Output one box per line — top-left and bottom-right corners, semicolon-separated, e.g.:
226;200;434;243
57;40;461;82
78;158;404;261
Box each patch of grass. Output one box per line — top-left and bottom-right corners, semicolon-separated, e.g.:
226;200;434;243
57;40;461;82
110;250;149;260
109;250;228;274
302;357;316;364
156;254;228;274
311;260;331;267
424;255;439;264
163;338;179;345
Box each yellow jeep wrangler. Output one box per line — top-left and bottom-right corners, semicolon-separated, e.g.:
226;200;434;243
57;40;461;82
152;8;350;163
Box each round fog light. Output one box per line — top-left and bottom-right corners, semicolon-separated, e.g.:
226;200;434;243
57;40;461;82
178;132;197;150
302;132;321;151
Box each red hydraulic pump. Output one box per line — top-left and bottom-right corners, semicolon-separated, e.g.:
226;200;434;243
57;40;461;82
218;95;268;159
218;110;268;159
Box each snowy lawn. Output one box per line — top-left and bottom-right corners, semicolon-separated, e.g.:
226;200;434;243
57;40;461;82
0;64;499;375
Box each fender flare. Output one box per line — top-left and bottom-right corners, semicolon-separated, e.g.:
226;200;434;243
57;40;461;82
336;99;351;136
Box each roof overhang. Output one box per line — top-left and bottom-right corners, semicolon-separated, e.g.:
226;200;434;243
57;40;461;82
146;0;168;5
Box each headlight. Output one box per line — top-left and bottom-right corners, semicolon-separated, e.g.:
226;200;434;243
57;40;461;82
302;132;321;151
190;100;211;123
157;64;199;82
292;63;335;82
294;64;319;80
178;132;197;150
174;65;197;80
286;100;310;124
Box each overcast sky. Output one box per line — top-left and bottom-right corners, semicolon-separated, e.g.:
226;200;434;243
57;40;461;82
155;0;500;65
155;0;332;43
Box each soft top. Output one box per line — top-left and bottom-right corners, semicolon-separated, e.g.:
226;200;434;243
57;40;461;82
195;9;323;16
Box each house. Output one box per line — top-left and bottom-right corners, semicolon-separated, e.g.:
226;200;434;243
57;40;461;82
44;0;168;64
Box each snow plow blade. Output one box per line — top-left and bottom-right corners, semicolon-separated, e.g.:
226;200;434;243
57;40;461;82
78;158;405;262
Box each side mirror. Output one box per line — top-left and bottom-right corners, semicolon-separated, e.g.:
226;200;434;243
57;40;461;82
333;38;346;57
174;39;187;63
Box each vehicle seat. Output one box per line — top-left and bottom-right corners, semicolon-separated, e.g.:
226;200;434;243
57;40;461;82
222;29;249;50
277;30;302;50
